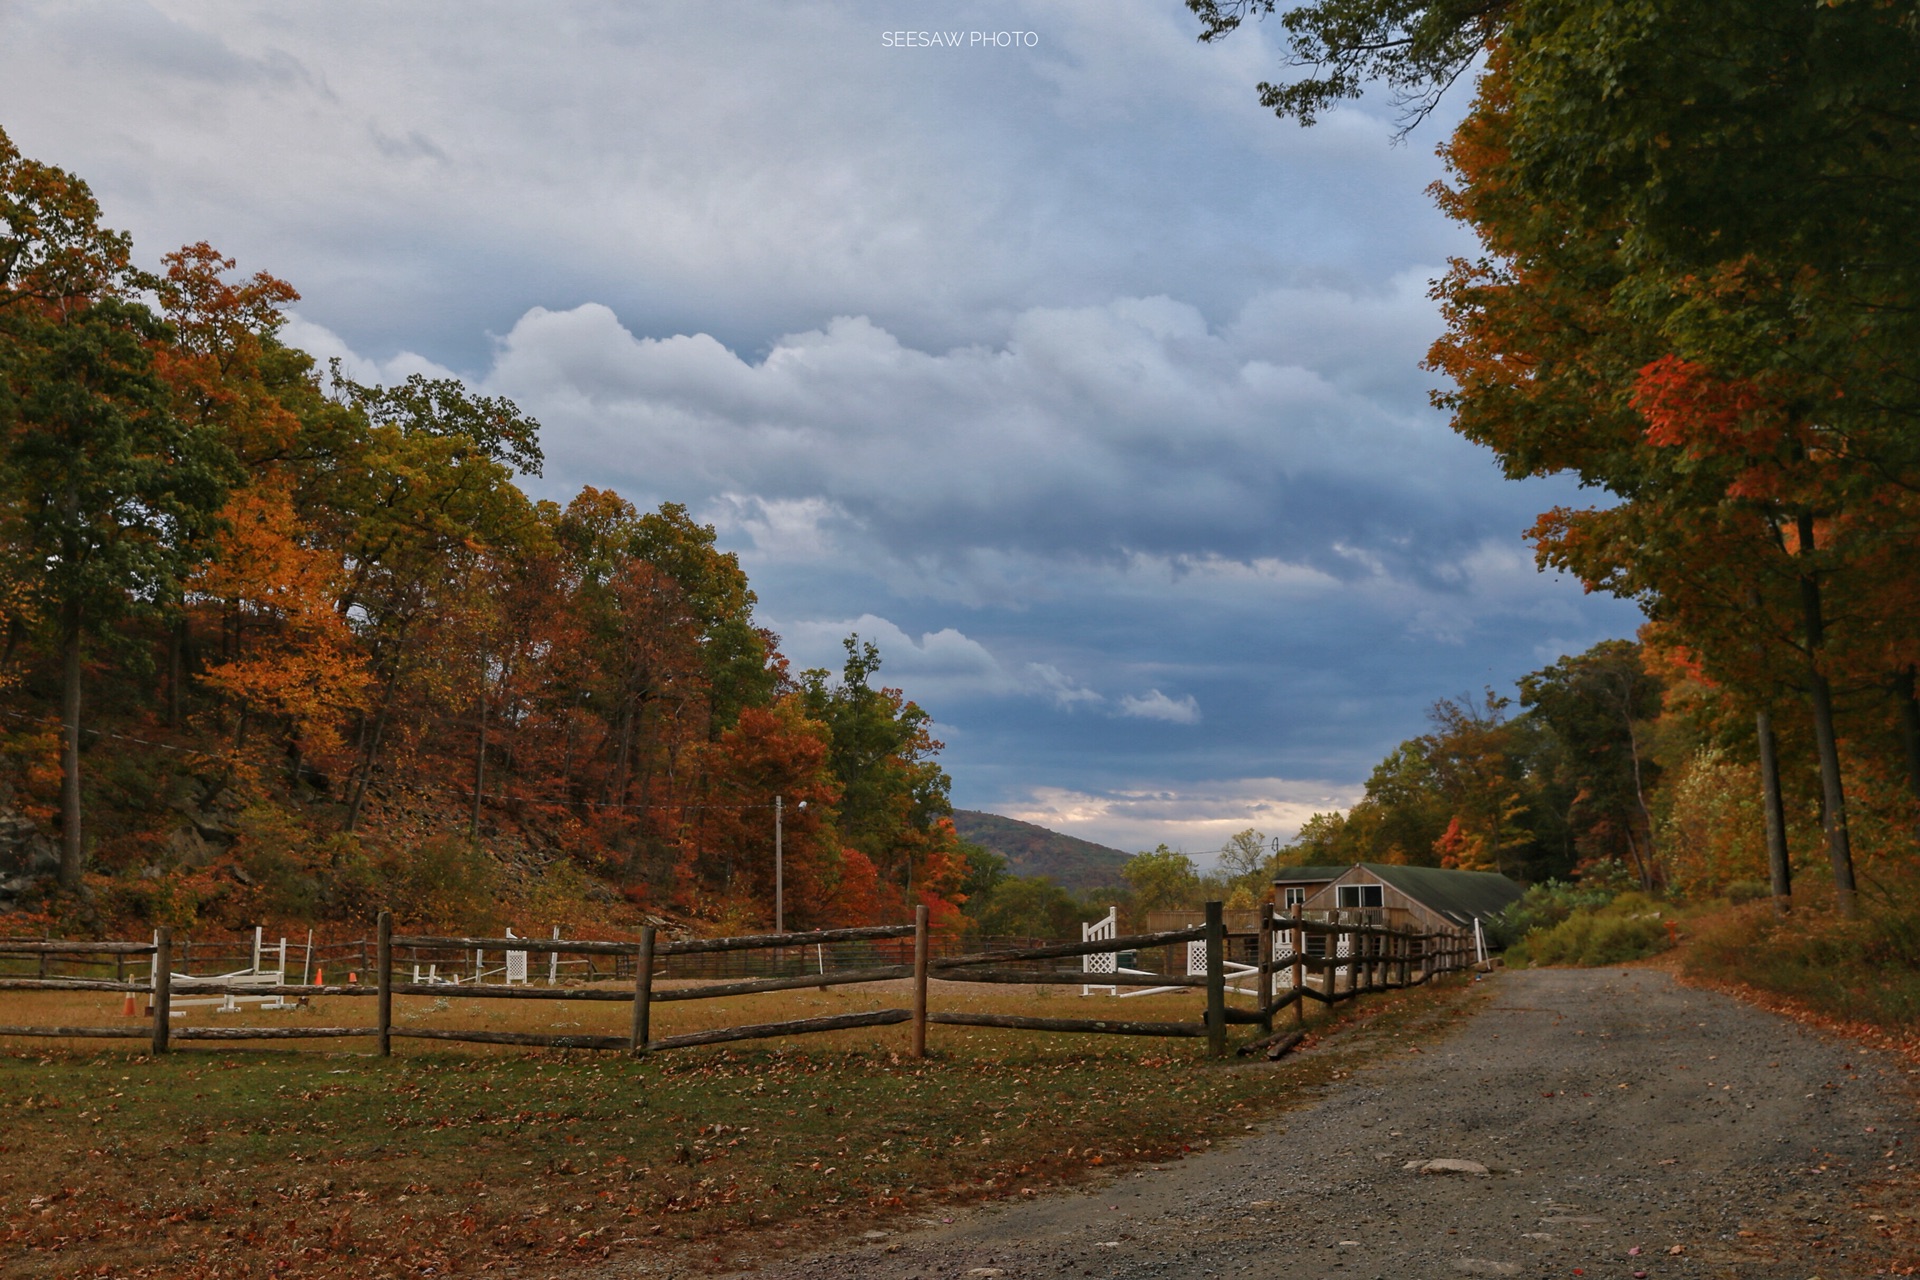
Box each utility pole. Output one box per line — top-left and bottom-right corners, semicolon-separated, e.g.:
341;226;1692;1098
774;795;785;934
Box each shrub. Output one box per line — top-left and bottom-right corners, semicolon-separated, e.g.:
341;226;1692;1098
1686;897;1920;1029
1484;879;1615;950
1505;892;1671;968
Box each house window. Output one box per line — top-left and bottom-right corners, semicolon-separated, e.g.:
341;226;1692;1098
1336;884;1384;909
1283;887;1307;908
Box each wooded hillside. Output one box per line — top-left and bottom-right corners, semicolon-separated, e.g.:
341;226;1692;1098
950;810;1130;891
0;127;966;938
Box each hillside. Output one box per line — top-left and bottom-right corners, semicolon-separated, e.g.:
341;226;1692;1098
953;810;1133;892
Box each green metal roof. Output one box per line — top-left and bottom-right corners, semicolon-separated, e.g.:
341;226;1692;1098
1270;862;1525;921
1268;865;1349;883
1358;863;1525;923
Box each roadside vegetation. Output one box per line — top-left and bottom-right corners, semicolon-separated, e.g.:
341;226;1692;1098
1493;886;1674;969
1682;870;1920;1035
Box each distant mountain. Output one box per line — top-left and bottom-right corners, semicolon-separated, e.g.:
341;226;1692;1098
953;810;1134;893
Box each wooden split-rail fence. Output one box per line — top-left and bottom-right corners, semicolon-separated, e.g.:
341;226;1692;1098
0;903;1474;1060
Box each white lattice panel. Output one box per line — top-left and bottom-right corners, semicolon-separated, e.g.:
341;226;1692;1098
1082;908;1118;994
1271;928;1295;989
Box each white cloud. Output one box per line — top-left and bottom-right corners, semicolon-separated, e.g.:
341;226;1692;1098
1003;778;1363;861
437;287;1486;592
1117;689;1201;724
774;612;1125;717
279;313;458;387
702;493;853;561
0;0;1465;370
775;613;1030;707
1027;663;1104;711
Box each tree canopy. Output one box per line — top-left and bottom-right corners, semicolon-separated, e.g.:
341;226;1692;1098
0;126;968;936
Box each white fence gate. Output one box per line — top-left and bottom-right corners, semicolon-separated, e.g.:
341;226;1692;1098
1271;920;1295;989
1081;908;1118;996
504;927;530;984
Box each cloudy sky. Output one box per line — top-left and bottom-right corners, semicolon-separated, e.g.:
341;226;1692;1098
0;0;1640;859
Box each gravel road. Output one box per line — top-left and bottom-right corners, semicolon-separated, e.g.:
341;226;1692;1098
728;968;1916;1280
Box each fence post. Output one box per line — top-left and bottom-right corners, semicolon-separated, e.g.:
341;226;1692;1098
1204;900;1226;1059
630;926;655;1056
1257;901;1274;1035
1291;906;1306;1027
912;904;930;1059
150;928;172;1055
376;910;393;1057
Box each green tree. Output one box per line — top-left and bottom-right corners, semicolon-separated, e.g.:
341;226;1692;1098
972;875;1088;940
0;129;239;886
1121;844;1203;914
327;373;544;831
799;636;960;911
1519;640;1665;887
1186;0;1506;130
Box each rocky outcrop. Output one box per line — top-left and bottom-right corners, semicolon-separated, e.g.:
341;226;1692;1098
0;805;59;907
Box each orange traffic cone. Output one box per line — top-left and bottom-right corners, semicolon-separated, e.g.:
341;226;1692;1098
347;971;358;985
122;992;138;1017
314;966;325;987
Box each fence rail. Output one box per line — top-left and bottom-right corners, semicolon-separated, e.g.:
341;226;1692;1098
0;901;1477;1059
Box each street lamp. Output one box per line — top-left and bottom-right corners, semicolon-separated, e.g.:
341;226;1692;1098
774;795;806;934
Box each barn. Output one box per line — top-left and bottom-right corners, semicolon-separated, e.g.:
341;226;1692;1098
1276;862;1525;934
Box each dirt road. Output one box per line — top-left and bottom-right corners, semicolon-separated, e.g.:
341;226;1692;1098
726;968;1916;1280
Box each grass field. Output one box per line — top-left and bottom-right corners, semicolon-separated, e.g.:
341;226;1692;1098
0;974;1479;1279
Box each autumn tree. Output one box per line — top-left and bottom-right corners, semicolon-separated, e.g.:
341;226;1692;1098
1201;1;1920;910
1518;640;1664;886
800;636;964;921
0;129;239;887
328;374;544;831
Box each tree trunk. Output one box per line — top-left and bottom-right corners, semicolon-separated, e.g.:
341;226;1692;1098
469;676;488;843
344;671;399;833
1796;514;1857;917
1620;823;1653;891
166;617;185;729
58;618;84;890
1894;668;1920;838
1755;709;1791;914
1615;673;1659;882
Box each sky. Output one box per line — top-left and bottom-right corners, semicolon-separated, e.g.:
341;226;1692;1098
0;0;1642;860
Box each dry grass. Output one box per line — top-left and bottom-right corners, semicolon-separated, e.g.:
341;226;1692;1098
0;974;1476;1279
0;974;1221;1051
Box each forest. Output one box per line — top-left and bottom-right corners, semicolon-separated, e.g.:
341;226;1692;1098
1178;0;1920;923
0;125;978;938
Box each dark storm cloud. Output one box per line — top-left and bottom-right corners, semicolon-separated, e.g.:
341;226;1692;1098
0;0;1641;854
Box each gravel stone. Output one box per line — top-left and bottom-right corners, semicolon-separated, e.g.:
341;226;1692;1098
728;968;1916;1279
